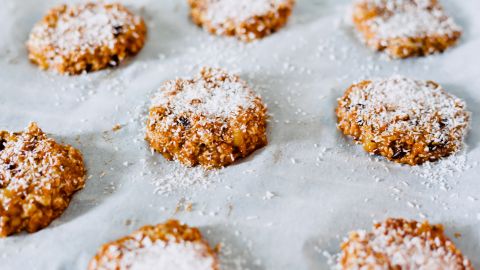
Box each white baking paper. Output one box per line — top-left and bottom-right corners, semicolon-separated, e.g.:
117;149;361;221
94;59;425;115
0;0;479;269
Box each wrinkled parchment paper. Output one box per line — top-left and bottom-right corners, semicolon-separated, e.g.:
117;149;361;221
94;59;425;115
0;0;479;269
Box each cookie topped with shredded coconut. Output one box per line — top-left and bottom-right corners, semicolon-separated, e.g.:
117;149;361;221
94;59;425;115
188;0;295;41
336;76;470;165
146;67;268;169
88;220;218;270
0;123;86;237
27;2;146;74
352;0;462;58
151;67;257;118
340;218;473;269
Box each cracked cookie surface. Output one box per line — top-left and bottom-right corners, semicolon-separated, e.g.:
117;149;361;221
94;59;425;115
0;123;86;237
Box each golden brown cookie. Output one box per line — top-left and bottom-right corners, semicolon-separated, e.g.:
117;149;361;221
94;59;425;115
340;218;473;269
88;219;219;270
336;76;470;165
352;0;462;58
188;0;295;42
146;67;268;169
0;123;86;237
27;2;147;75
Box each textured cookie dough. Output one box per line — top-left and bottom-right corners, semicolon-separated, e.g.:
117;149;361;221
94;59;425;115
352;0;462;58
336;76;470;165
0;123;85;237
88;219;218;270
340;218;473;269
27;2;146;75
146;67;268;169
188;0;295;41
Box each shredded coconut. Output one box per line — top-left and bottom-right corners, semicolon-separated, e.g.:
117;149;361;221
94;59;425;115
343;220;471;269
0;123;84;193
151;68;258;119
361;0;461;39
411;149;472;190
150;163;218;196
0;128;57;191
118;239;215;270
348;76;470;146
0;123;85;237
28;3;142;55
206;0;290;25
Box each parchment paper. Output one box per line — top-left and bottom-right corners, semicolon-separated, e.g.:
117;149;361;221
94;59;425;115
0;0;479;269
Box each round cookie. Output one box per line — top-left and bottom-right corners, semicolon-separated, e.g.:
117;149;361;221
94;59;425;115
88;219;218;270
0;123;86;237
352;0;462;58
27;2;147;75
336;76;470;165
146;67;268;169
340;218;473;269
188;0;295;42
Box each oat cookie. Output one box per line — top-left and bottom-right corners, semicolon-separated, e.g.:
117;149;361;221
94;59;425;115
336;76;470;165
27;2;146;75
188;0;295;42
340;218;473;269
88;219;218;270
0;123;86;237
352;0;462;58
146;67;268;169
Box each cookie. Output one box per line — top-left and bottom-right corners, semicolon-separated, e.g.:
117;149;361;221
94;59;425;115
188;0;295;42
0;123;86;237
146;67;268;169
340;218;473;269
336;76;470;165
27;2;147;75
88;219;218;270
352;0;462;58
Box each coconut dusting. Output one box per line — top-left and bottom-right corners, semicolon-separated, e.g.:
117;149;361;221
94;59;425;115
151;67;258;119
359;0;461;39
348;76;470;147
119;239;215;270
27;3;143;55
206;0;291;25
411;149;474;190
150;163;219;196
339;219;473;269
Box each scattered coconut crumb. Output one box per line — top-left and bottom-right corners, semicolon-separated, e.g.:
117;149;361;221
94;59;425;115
150;163;219;196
